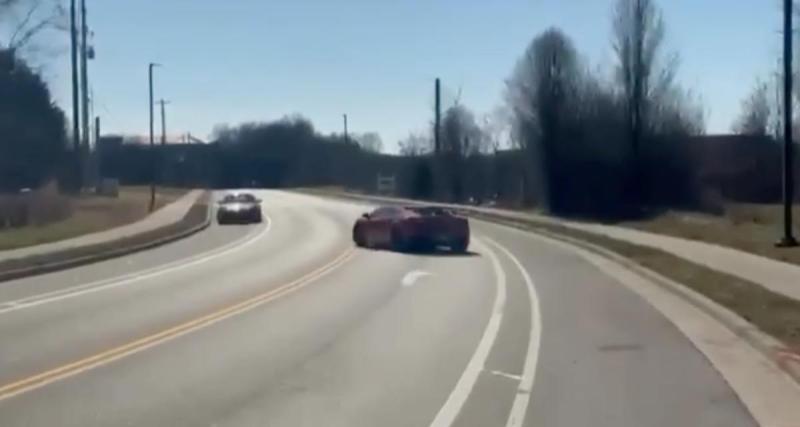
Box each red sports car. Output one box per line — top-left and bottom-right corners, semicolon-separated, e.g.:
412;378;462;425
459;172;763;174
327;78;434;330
352;206;470;253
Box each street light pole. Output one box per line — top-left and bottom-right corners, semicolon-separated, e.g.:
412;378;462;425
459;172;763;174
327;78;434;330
778;0;798;247
148;62;161;212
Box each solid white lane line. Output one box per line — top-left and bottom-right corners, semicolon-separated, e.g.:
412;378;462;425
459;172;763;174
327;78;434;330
429;237;507;427
402;270;433;287
485;237;542;427
0;216;273;315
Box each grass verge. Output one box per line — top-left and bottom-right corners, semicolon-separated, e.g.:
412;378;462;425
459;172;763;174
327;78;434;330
622;203;800;266
0;191;210;280
0;187;187;251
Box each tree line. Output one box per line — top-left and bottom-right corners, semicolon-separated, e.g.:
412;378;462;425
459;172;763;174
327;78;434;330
98;116;402;192
393;0;705;216
108;0;709;218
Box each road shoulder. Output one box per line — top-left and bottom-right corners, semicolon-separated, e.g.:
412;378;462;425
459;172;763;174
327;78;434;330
503;224;800;427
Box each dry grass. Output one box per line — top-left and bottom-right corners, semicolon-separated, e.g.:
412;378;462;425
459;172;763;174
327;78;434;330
0;192;209;278
623;203;800;265
0;187;187;251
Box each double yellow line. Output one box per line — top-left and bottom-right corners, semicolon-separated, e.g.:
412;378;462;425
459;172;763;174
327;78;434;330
0;247;356;401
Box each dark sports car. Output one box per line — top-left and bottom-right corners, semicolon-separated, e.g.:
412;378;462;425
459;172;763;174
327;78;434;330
216;193;262;224
352;206;469;253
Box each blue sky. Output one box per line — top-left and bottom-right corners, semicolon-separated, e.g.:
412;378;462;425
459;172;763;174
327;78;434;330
43;0;781;152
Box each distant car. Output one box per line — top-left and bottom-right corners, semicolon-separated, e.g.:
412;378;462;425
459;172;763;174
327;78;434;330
352;206;469;253
216;192;262;224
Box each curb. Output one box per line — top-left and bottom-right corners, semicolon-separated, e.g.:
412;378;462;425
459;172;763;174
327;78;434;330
0;192;213;283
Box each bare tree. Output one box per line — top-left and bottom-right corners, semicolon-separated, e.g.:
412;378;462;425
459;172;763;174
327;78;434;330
612;0;674;155
506;27;581;207
733;79;771;136
442;105;486;155
398;132;431;157
1;0;65;54
481;106;513;153
0;0;22;17
354;132;383;153
506;28;581;149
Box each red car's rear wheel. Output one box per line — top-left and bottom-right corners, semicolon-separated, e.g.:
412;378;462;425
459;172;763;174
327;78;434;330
353;224;367;247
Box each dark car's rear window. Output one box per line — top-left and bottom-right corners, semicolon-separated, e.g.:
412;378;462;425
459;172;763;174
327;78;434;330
221;194;256;203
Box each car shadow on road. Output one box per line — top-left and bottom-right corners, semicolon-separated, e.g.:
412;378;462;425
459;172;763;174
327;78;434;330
400;249;481;258
356;246;481;258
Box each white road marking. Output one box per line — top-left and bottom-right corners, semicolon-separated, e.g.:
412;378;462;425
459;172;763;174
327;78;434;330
484;237;542;427
488;370;523;382
0;216;273;315
429;237;507;427
401;270;433;287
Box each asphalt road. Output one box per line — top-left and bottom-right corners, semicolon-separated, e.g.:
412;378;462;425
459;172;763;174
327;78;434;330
0;190;757;426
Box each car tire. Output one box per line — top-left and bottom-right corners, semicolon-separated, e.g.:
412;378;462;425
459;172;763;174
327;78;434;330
353;224;366;248
253;212;263;223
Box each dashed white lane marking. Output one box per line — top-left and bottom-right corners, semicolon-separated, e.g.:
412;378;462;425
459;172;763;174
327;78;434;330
488;370;523;382
0;216;272;315
401;270;433;287
484;237;542;427
429;237;507;427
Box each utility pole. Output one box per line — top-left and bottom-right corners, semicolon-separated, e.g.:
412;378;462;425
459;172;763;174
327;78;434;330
775;68;782;140
435;78;441;154
159;99;170;145
148;62;161;212
80;0;89;153
158;99;170;186
343;114;349;143
70;0;81;191
79;0;92;189
778;0;798;247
